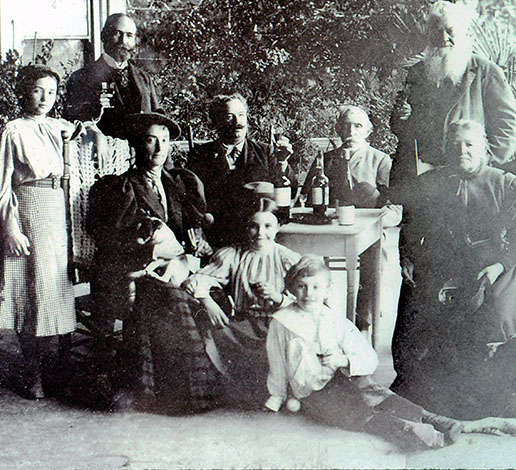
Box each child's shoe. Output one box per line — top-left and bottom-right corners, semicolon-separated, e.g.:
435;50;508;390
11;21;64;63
365;412;446;451
422;411;463;444
263;395;283;412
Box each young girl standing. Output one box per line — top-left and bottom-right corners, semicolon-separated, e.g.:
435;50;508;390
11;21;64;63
0;65;101;399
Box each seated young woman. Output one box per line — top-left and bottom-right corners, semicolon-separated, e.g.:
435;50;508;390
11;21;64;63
264;255;516;450
87;111;215;411
183;196;300;405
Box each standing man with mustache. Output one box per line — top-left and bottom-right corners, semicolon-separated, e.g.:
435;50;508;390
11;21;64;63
390;0;515;185
64;14;161;139
187;92;295;247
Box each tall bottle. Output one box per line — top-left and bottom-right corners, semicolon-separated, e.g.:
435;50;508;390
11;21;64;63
311;150;329;218
274;166;291;224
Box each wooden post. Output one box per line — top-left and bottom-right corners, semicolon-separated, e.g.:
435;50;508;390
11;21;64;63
91;0;102;60
414;139;420;176
61;130;75;283
187;123;194;153
32;32;37;63
269;122;275;155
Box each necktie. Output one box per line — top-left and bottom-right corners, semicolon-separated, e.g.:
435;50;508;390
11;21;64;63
226;147;239;171
343;149;353;191
146;175;168;220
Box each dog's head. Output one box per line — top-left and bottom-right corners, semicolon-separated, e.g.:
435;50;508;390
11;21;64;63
135;216;164;245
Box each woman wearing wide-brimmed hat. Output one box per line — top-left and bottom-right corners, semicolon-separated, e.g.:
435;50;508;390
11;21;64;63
87;111;217;411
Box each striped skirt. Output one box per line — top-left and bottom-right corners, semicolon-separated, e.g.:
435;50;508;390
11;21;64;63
0;185;76;336
123;281;222;410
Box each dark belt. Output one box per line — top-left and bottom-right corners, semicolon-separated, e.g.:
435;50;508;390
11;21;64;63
18;176;63;190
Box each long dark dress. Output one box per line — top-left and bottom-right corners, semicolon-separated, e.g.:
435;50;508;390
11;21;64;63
392;165;516;418
87;167;218;409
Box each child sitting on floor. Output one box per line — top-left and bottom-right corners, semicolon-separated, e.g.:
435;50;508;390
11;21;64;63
264;255;471;450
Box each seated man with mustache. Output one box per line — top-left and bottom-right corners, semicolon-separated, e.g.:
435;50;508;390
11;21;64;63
187;92;296;247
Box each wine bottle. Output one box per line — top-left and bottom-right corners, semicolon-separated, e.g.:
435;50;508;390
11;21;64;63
311;151;329;218
274;166;291;224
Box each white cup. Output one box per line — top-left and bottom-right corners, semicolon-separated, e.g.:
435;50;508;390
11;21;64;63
337;205;355;225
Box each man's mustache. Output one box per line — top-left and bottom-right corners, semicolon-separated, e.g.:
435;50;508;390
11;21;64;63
114;46;135;53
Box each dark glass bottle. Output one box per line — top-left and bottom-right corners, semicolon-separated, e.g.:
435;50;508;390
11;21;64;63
274;167;291;224
311;151;329;218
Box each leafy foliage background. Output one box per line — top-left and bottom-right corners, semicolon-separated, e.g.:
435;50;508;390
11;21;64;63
130;0;514;171
0;0;514;173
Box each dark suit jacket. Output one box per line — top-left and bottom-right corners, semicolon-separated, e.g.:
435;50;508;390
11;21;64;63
187;138;296;246
87;168;205;289
64;57;160;137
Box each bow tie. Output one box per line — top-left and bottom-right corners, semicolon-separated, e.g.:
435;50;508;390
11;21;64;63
113;67;130;88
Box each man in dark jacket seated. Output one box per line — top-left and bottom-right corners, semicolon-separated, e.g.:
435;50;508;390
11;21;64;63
187;92;295;247
392;120;516;419
87;112;217;411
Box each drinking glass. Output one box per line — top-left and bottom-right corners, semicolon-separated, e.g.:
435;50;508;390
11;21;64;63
298;193;307;209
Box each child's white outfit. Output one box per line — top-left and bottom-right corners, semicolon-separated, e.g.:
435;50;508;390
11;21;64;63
265;303;447;450
265;303;377;411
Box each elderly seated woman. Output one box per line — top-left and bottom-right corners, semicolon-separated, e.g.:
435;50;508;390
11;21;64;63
392;120;516;419
87;112;215;411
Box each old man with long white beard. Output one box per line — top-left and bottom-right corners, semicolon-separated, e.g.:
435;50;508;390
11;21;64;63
390;0;516;184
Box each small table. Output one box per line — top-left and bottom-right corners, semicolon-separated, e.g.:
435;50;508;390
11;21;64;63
277;208;383;347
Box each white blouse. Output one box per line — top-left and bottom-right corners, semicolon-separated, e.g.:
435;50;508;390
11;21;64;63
185;242;301;313
0;116;77;232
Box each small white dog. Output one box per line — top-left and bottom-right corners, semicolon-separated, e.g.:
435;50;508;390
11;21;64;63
127;216;190;286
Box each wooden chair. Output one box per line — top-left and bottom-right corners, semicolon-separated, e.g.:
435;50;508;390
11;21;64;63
64;133;133;369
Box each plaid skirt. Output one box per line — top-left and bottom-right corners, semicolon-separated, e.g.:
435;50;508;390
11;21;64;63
123;281;221;410
0;185;76;336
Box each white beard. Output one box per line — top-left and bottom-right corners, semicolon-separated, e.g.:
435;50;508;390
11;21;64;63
423;42;473;86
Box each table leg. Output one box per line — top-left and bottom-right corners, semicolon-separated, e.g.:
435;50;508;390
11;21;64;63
369;237;382;349
346;248;359;325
